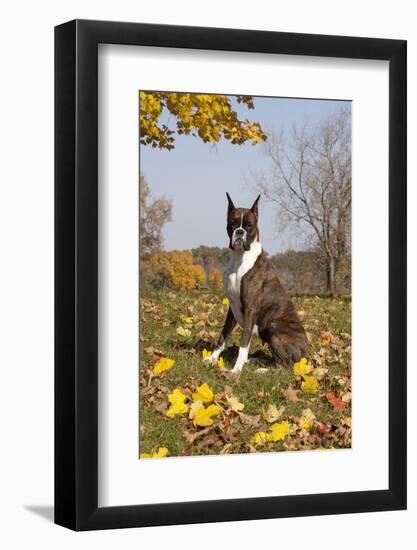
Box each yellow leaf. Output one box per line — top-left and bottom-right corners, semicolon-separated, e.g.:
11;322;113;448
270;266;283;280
192;382;214;404
140;447;168;459
176;326;191;337
312;367;328;379
226;394;245;412
293;357;313;376
217;357;225;369
299;408;316;431
193;404;221;427
342;416;352;427
152;357;175;375
262;404;285;423
251;421;290;445
180;315;193;324
166;389;188;418
222;297;229;305
267;421;290;442
189;400;204;420
301;375;319;394
251;431;269;445
202;348;212;360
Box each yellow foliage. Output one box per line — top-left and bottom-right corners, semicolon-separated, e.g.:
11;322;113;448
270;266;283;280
192;403;222;427
140;91;266;150
208;268;223;290
140;447;168;459
152;357;175;375
293;357;313;376
148;250;207;290
192;383;214;404
166;389;188;418
301;375;319;394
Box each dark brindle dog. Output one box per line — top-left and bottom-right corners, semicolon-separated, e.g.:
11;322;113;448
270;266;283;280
204;193;308;374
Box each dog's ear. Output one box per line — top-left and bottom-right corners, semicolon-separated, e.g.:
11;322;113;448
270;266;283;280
250;194;261;218
226;192;235;216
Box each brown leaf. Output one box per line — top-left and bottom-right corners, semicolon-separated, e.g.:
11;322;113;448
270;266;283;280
182;426;212;444
237;412;261;426
282;385;300;402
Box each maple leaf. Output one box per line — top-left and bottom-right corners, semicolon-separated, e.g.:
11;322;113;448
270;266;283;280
202;349;212;360
166;388;188;417
152;357;175;375
301;375;319;394
180;315;193;324
293;357;313;376
222;297;229;305
192;383;214;404
299;408;316;431
312;367;328;380
251;421;290;445
217;357;225;369
140;447;168;459
226;394;245;412
342;416;352;427
192;404;222;427
250;431;269;445
318;331;333;347
282;384;300;402
326;391;348;410
262;404;285;423
176;326;191;337
268;421;290;442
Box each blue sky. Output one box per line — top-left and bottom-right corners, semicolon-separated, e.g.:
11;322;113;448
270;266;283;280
140;95;350;255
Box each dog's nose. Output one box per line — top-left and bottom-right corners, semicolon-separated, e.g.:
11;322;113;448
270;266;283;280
235;229;245;237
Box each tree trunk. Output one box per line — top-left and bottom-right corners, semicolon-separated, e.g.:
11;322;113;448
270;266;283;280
325;256;336;297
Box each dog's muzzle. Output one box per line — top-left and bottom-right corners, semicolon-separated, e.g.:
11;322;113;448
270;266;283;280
232;228;248;250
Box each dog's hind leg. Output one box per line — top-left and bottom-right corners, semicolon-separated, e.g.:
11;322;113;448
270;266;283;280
204;307;236;364
268;333;307;368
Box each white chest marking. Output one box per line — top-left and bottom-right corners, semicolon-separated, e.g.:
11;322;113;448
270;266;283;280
223;240;262;328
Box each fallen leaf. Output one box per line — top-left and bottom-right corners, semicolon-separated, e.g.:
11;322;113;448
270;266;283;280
299;408;316;431
293;357;313;376
192;383;214;404
166;389;188;418
226;394;245;412
262;404;285;423
326;391;348;410
222;297;229;305
140;447;168;459
268;421;290;442
193;404;222;427
282;385;300;402
176;326;191;337
152;357;175;375
182;426;212;443
301;375;319;394
238;412;261;426
180;315;193;324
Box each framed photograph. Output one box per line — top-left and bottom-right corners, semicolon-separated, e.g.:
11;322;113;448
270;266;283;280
55;19;406;531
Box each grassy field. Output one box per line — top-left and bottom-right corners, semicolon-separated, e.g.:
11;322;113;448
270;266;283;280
139;289;352;458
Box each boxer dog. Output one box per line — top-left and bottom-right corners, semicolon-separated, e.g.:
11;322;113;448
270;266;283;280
204;193;308;374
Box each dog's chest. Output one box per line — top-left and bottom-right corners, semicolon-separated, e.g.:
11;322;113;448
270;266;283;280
223;243;262;328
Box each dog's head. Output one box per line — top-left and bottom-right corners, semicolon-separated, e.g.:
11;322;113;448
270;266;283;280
226;193;261;251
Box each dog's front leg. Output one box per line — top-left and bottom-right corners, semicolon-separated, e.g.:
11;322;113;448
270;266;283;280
231;309;256;374
204;307;236;364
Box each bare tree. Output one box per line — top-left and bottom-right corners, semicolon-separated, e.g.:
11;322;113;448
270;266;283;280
140;173;172;257
253;107;351;296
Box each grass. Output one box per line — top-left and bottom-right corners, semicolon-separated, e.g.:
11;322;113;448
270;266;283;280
139;288;352;458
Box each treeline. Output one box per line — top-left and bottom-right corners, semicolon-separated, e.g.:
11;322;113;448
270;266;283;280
141;245;351;296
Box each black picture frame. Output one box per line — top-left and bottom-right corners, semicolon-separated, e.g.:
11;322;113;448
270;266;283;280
55;19;407;531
